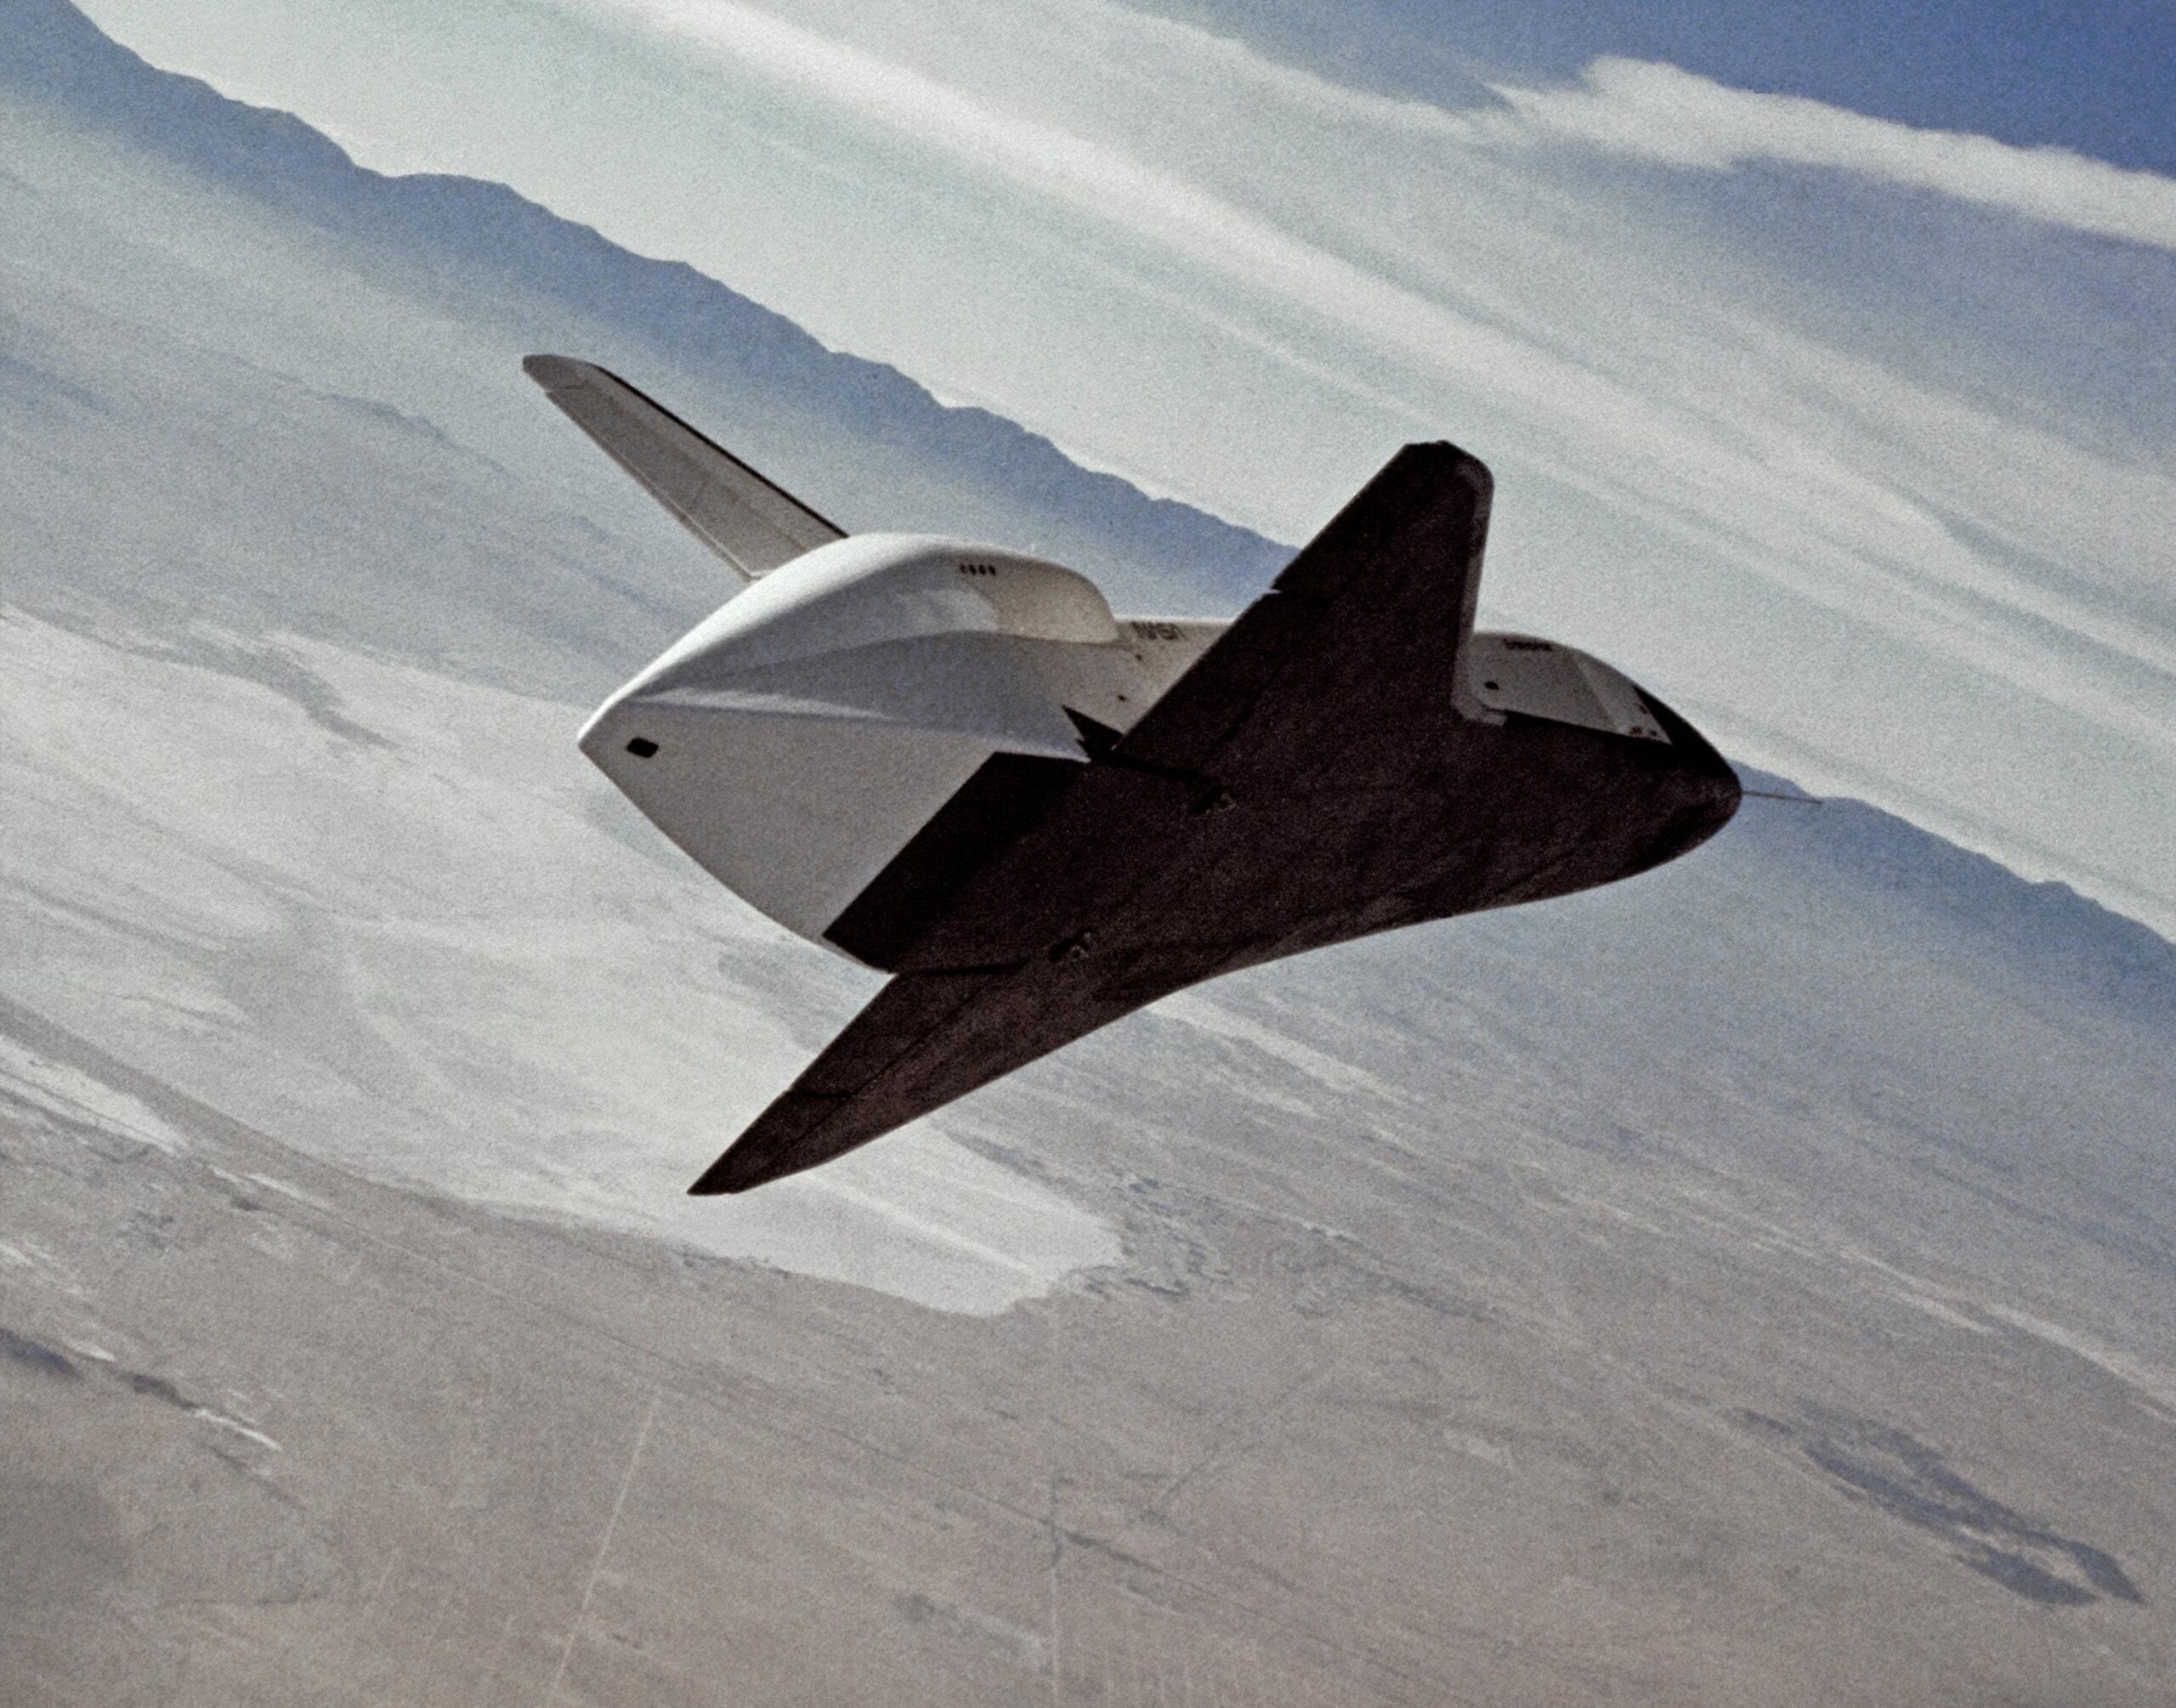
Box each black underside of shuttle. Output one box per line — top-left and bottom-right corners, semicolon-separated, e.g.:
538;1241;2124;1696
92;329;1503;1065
695;442;1740;1193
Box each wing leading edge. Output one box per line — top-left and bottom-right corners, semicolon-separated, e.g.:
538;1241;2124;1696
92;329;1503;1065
694;442;1498;1193
523;355;844;581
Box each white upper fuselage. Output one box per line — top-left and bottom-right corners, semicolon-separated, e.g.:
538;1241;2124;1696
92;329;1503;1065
581;533;1675;961
580;534;1221;951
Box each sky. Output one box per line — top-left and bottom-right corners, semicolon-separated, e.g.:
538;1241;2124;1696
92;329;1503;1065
70;0;2176;934
1148;0;2176;174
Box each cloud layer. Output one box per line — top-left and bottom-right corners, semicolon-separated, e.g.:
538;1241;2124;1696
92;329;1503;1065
1490;56;2176;253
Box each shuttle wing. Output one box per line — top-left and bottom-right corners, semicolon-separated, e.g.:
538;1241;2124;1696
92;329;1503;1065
523;355;845;581
695;443;1498;1192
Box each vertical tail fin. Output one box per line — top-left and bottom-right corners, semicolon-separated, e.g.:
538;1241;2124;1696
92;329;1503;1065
523;356;845;582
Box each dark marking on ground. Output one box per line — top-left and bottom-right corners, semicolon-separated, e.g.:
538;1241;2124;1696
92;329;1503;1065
126;1371;190;1408
5;1311;225;1424
98;631;391;749
1742;1404;2143;1607
0;1326;79;1380
894;1592;1046;1668
0;348;116;425
0;1478;128;1608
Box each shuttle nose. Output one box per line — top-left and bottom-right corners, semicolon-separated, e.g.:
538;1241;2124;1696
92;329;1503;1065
1646;693;1742;798
1640;693;1744;865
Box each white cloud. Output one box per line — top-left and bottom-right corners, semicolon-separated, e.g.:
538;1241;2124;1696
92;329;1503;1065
1488;57;2176;254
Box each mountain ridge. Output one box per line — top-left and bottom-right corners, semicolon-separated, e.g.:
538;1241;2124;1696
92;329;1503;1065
0;0;1291;612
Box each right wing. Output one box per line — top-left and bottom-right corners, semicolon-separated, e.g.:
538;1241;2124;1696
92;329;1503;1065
523;355;845;581
694;442;1494;1193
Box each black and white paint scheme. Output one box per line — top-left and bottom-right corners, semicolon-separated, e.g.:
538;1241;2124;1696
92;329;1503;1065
530;358;1739;1191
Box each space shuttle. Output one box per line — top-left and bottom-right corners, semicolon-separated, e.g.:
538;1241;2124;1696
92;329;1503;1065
526;356;1739;1194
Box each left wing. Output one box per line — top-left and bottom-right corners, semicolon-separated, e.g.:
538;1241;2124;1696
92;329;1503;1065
691;946;1238;1194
